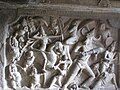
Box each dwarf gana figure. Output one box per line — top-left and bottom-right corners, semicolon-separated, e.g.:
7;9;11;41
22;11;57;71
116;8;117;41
23;51;35;71
9;33;21;61
54;42;72;68
30;66;40;89
9;62;22;89
49;55;71;88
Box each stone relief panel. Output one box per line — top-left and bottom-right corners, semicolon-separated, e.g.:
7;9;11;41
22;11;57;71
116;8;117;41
4;16;118;90
1;0;120;7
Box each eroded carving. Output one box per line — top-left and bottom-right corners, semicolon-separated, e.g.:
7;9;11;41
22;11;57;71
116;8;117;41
5;17;118;90
8;62;22;89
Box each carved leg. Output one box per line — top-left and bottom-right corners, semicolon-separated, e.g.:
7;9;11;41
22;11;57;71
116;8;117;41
80;64;95;88
42;73;47;87
112;73;118;90
49;76;57;88
11;80;17;90
58;75;63;87
89;73;105;89
62;62;81;89
41;51;47;71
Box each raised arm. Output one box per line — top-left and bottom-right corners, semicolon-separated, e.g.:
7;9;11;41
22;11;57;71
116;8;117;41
111;52;117;62
33;35;42;40
47;34;62;39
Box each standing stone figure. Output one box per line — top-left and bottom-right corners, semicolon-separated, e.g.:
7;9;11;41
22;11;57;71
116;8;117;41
9;33;21;61
62;30;105;89
23;51;35;71
30;66;41;89
49;55;71;88
8;62;22;89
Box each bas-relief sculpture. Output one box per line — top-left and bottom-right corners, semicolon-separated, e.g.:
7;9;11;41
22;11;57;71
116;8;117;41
4;17;118;90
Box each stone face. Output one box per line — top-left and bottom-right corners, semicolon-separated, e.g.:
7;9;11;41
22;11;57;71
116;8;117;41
0;2;120;90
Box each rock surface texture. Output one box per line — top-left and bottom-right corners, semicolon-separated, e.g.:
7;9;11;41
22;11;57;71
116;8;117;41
0;0;120;90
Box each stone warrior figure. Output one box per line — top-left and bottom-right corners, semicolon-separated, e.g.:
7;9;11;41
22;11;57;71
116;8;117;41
49;17;60;35
23;51;35;71
90;42;118;89
29;66;41;89
31;26;62;72
17;18;29;51
49;55;71;88
103;64;118;90
29;27;62;87
53;41;73;69
8;62;22;90
28;17;36;34
101;41;117;73
62;30;105;89
9;32;21;61
9;22;32;62
91;64;118;90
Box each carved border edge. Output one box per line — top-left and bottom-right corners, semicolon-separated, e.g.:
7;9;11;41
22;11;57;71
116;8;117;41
0;5;120;89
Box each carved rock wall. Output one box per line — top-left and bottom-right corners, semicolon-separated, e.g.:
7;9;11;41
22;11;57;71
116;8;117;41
1;0;120;7
0;9;17;89
0;3;120;90
0;13;7;89
3;16;119;90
